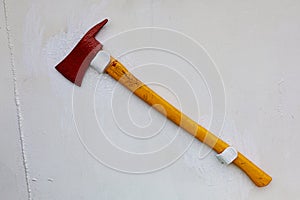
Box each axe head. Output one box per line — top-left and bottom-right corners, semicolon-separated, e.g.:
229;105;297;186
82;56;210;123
55;19;108;86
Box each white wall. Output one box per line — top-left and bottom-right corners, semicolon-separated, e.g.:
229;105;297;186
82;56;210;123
1;0;300;199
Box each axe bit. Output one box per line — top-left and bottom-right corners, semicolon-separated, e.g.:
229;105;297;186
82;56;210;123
55;19;272;187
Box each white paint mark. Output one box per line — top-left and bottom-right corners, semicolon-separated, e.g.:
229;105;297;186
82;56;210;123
216;146;238;165
277;77;287;118
278;78;285;95
2;0;32;199
278;78;285;85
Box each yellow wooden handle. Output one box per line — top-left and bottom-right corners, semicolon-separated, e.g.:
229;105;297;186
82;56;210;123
105;58;272;187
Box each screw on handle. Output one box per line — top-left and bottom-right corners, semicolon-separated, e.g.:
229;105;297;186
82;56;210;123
105;58;272;187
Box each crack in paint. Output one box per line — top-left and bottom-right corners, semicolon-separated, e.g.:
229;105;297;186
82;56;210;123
2;0;32;199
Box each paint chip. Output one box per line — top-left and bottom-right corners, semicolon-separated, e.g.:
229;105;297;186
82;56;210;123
47;178;54;182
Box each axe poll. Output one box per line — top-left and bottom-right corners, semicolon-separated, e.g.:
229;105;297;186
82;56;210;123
55;19;272;187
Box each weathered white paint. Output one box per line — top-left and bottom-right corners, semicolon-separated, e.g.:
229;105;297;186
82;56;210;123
216;147;238;165
0;1;28;199
1;0;300;199
91;51;111;74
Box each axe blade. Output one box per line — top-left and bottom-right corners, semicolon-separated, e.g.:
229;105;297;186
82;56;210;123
55;19;108;86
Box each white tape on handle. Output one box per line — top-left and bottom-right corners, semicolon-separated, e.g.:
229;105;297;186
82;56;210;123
91;50;111;73
216;146;238;165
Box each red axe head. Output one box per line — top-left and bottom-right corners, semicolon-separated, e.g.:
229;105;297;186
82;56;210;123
55;19;108;86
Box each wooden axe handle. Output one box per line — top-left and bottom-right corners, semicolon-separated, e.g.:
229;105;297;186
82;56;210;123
105;58;272;187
